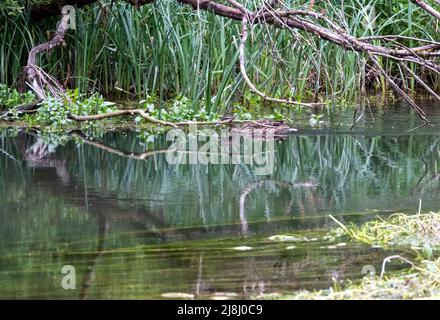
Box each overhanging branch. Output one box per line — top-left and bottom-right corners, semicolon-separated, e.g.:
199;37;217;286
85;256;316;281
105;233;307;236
22;0;440;125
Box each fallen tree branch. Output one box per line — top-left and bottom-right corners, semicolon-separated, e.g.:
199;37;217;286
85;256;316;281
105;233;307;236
22;11;71;100
69;108;299;130
29;0;155;20
27;0;440;59
20;0;440;126
368;54;430;124
230;1;436;121
177;0;440;57
68;109;179;128
412;0;440;20
400;62;440;103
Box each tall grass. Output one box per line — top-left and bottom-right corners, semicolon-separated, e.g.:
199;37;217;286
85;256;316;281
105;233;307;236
1;0;439;112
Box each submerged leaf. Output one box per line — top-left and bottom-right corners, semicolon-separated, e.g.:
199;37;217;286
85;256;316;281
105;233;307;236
268;235;304;242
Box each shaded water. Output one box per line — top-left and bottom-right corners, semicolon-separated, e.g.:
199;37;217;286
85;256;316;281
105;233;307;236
1;101;440;299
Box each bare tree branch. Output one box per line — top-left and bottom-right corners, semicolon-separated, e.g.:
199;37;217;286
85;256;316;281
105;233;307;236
22;0;440;126
411;0;440;20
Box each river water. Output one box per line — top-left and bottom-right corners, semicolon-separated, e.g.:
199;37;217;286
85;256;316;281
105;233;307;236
1;101;440;299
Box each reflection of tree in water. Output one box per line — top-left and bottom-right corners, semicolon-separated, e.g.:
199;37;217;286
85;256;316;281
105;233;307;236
189;244;393;298
239;180;317;235
3;128;440;298
11;129;168;299
7;130;329;298
25;137;70;185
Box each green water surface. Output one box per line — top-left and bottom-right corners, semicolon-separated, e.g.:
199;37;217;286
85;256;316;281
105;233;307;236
1;102;440;299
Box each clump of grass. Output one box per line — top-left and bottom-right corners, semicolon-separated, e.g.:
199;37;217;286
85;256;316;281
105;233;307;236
259;211;440;300
262;257;440;299
330;212;440;256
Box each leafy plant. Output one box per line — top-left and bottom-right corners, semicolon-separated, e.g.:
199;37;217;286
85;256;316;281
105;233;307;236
140;95;221;122
35;90;116;128
0;84;35;111
309;114;325;127
230;104;253;120
0;0;24;17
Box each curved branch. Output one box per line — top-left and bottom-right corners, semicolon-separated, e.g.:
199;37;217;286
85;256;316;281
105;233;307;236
238;14;322;107
24;11;71;100
69;130;174;160
411;0;440;20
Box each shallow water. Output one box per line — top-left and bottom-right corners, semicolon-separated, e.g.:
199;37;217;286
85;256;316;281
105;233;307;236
1;101;440;299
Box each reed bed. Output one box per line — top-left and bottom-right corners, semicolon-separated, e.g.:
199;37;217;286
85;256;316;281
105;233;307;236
2;0;440;114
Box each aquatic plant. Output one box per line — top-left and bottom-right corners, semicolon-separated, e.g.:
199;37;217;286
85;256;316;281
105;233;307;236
262;258;440;299
331;211;440;258
262;211;440;300
140;96;221;122
35;90;116;127
139;96;257;123
0;84;35;111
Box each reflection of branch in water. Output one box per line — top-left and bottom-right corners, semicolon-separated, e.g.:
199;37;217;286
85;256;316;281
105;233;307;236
0;147;17;161
25;137;70;184
26;138;52;159
70;130;277;164
415;170;440;197
239;180;317;235
412;139;440;195
79;214;109;300
195;253;203;298
70;131;174;160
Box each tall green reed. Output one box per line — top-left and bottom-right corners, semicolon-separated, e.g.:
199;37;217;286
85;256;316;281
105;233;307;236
1;0;439;113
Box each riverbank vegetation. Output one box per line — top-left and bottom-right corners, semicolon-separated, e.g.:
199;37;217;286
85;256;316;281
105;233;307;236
2;0;440;129
268;258;440;299
261;210;440;299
